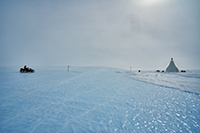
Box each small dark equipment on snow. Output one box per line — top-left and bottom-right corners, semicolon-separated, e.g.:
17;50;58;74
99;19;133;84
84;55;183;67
20;66;35;73
181;70;186;73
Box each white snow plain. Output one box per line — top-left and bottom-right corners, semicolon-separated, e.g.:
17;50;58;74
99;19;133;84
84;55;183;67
127;70;200;95
0;66;200;133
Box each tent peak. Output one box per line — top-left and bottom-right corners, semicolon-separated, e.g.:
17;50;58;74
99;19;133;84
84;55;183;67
166;58;179;72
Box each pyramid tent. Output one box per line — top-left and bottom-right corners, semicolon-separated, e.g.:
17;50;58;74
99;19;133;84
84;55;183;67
166;58;179;72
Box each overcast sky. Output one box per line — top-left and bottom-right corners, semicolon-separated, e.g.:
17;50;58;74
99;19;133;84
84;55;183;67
0;0;200;69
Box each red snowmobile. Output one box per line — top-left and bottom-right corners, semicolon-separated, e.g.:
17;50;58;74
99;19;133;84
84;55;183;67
20;66;35;73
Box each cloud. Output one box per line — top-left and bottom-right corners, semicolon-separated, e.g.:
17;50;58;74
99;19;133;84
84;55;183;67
0;0;200;69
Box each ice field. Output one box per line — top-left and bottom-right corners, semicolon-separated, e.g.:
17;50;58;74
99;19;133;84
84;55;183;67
128;70;200;95
0;66;200;132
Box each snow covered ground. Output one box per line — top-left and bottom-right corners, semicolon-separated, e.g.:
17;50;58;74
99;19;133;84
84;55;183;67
0;66;200;132
127;70;200;95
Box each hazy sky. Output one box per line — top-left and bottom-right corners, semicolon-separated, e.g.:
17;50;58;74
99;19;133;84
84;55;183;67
1;0;200;69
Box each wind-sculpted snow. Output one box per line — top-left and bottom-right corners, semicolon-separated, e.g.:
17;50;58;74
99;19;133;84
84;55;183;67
0;67;200;132
127;70;200;94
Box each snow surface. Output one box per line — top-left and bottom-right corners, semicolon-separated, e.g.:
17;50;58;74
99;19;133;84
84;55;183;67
127;70;200;95
0;66;200;133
